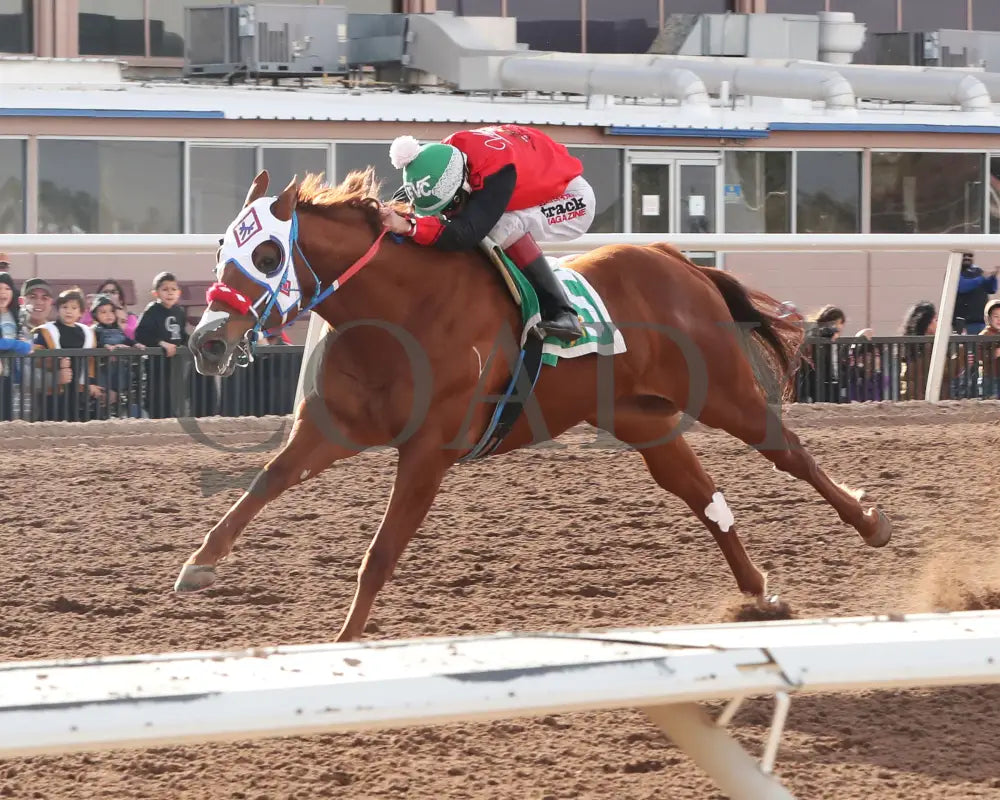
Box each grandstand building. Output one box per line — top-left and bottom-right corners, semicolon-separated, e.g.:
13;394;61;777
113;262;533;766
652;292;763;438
3;1;1000;334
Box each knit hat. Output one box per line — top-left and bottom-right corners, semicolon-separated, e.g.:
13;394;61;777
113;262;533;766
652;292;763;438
21;277;52;297
984;298;1000;324
0;272;14;292
90;293;116;315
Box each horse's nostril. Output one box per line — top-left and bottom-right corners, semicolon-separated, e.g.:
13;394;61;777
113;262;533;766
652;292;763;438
201;338;227;360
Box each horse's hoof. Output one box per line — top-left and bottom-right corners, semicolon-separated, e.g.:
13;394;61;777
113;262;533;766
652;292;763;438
861;508;892;548
730;593;794;622
174;564;218;593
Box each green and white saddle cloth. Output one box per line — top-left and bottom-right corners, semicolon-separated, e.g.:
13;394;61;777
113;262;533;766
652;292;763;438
482;240;627;366
537;260;628;366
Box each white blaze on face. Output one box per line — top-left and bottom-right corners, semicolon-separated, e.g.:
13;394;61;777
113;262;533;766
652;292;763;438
705;491;735;533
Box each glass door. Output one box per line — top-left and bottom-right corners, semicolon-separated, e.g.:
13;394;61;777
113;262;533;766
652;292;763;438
678;162;717;234
630;162;670;233
627;153;720;233
627;152;721;265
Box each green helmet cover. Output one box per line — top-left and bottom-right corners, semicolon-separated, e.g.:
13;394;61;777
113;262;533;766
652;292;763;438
402;143;466;216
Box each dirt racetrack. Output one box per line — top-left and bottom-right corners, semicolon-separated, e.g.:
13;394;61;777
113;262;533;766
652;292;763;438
3;400;1000;799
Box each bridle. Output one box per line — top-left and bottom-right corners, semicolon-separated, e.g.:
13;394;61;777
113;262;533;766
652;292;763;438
206;210;388;365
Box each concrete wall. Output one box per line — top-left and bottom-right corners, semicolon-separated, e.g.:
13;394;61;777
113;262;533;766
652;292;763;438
726;249;1000;334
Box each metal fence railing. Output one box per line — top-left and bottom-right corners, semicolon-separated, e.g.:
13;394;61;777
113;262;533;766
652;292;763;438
2;336;999;421
0;346;303;422
794;335;1000;403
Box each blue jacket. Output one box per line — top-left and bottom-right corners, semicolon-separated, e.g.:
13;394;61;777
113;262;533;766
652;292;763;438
958;272;998;295
0;336;31;356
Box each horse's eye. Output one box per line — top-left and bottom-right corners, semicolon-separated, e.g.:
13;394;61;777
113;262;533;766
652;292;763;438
252;243;282;275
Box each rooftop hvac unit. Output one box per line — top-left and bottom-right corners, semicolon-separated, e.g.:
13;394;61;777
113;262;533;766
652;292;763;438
184;4;348;80
874;30;1000;68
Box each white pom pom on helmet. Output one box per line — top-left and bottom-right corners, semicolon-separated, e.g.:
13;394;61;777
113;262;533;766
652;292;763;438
389;135;423;170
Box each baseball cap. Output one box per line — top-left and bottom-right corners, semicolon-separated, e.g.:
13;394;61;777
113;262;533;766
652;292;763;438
21;277;53;296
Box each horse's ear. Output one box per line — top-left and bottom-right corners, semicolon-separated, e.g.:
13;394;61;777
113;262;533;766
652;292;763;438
270;175;298;222
244;170;269;208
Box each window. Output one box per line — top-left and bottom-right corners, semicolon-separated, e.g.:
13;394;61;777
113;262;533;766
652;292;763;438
796;151;861;233
871;152;984;234
988;155;1000;233
262;147;330;192
0;140;25;234
765;0;826;12
149;0;227;57
900;0;969;31
585;0;658;53
0;0;31;54
335;142;398;198
434;0;503;15
506;0;583;53
723;151;790;233
830;0;899;63
973;0;1000;32
660;0;731;12
188;145;330;234
568;147;623;232
39;140;182;234
79;0;144;56
189;146;256;235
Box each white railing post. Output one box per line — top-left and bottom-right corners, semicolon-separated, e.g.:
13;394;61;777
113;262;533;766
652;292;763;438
925;251;964;402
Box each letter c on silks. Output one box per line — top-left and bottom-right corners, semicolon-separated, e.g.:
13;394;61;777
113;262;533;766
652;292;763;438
705;491;735;532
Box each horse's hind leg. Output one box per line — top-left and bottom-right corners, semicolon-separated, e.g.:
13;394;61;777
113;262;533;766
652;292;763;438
701;391;891;548
174;411;357;593
604;413;769;601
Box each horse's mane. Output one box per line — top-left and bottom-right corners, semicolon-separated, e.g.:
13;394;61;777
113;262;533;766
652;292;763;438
296;168;386;235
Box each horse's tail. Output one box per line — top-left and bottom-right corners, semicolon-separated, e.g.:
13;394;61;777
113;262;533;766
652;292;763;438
696;265;804;400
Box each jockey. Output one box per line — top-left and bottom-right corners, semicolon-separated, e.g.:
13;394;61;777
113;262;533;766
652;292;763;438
379;124;595;342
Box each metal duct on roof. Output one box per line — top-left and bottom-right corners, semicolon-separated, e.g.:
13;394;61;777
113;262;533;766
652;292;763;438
794;62;991;112
498;54;855;110
498;58;709;107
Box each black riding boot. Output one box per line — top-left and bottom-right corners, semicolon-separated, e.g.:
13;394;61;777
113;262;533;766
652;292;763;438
520;255;584;342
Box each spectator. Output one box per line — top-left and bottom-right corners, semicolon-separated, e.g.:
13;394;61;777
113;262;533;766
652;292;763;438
17;277;56;421
20;277;54;333
846;328;885;402
902;301;938;337
808;304;846;336
978;299;1000;398
898;301;941;400
0;270;32;420
32;288;103;421
91;293;145;417
135;271;189;418
82;278;139;338
954;251;998;335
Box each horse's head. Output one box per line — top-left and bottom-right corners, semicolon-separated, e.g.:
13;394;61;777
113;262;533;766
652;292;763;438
191;167;390;377
190;170;305;376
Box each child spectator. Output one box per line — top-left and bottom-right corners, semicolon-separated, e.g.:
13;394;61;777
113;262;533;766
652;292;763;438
82;278;139;338
0;271;32;420
91;293;145;416
979;299;1000;398
32;288;104;421
135;272;188;418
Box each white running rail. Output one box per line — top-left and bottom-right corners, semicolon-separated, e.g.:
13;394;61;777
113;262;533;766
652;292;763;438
3;611;1000;800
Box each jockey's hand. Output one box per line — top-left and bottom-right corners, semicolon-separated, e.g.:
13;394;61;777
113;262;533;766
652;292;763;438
379;205;413;235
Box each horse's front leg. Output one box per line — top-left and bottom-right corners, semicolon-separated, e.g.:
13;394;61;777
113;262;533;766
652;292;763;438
336;440;451;642
174;411;357;593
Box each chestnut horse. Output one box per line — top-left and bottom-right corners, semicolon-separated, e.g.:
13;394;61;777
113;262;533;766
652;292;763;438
176;168;892;641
